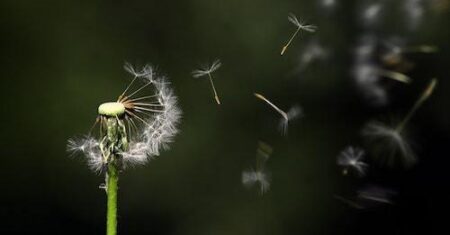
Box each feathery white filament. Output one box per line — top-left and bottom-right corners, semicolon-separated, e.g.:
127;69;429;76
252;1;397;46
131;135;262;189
337;146;368;176
362;121;415;167
242;169;271;195
192;59;222;104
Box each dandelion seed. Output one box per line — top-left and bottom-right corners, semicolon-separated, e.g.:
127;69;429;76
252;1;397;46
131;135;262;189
335;185;396;209
396;78;437;132
363;121;415;167
363;79;438;167
337;146;368;177
281;13;317;55
403;0;425;30
254;93;302;135
353;36;388;106
355;63;411;85
382;40;438;66
242;169;271;194
353;62;387;105
295;39;329;72
352;36;412;106
67;136;103;172
385;43;438;55
376;69;411;84
242;142;273;195
361;2;383;26
358;185;396;205
192;59;222;105
321;0;337;9
256;141;273;163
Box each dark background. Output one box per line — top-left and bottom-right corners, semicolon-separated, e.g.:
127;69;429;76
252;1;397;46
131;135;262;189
1;0;449;234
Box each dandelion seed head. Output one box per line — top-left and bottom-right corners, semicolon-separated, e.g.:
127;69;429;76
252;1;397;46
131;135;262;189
337;146;368;177
68;63;182;172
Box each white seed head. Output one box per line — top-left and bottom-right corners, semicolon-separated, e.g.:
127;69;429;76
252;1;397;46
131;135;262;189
68;63;182;172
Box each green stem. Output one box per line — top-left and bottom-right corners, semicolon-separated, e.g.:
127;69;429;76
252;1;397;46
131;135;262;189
107;163;119;235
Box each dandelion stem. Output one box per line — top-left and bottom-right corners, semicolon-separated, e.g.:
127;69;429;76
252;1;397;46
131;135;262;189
106;163;119;235
208;73;221;105
281;27;300;55
396;79;437;132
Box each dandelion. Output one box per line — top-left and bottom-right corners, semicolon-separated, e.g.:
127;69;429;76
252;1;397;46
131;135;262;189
242;142;273;195
337;146;368;177
363;79;437;167
281;13;317;55
192;59;222;105
254;93;302;135
68;63;181;235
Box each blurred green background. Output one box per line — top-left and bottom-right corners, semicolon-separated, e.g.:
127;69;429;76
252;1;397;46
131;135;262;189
1;0;449;234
